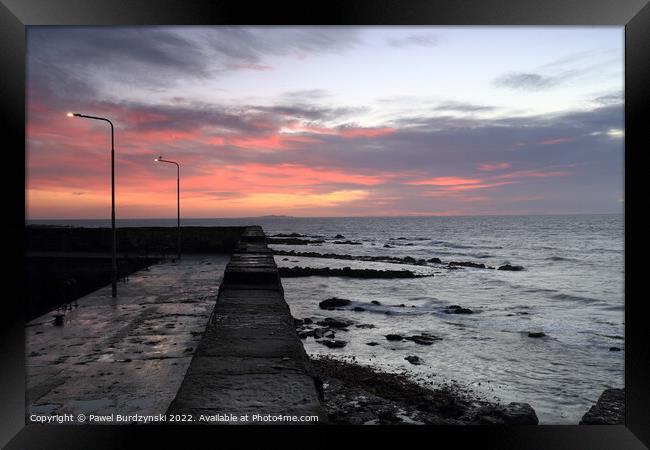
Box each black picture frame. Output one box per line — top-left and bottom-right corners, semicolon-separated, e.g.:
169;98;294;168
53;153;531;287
1;1;647;448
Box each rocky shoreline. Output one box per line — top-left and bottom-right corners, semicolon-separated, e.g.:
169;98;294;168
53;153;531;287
279;266;431;279
579;388;625;425
294;310;621;425
273;249;524;271
309;356;539;425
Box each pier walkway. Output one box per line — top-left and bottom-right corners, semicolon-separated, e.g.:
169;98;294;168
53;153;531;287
25;226;326;424
167;226;327;424
26;254;230;419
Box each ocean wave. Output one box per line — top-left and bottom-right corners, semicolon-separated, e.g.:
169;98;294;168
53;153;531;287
423;240;505;250
551;293;602;304
521;287;557;294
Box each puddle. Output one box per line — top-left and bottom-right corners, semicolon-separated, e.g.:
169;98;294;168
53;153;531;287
70;398;114;414
29;403;62;415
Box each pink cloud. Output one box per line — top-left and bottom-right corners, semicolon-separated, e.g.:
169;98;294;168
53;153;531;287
540;137;573;145
479;162;511;171
406;177;483;187
494;169;570;180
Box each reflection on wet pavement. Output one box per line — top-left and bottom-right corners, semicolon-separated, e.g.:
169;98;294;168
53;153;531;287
26;254;229;420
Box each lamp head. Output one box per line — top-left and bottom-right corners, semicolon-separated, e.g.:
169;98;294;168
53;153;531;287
155;156;162;162
66;112;81;117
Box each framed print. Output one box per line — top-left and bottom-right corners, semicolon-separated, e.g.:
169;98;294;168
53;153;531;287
1;0;648;448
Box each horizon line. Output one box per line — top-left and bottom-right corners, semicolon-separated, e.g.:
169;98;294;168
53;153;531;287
27;211;624;221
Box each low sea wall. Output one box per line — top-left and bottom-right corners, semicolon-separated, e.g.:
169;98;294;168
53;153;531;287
26;225;247;254
167;226;327;424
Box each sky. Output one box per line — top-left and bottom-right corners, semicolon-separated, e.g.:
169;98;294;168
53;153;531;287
26;26;624;219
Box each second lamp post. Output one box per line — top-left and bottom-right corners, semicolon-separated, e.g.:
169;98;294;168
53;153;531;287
154;156;181;261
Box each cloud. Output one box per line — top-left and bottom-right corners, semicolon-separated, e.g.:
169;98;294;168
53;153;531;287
540;137;573;145
493;72;561;90
593;92;623;105
27;77;623;218
387;33;441;48
406;177;482;187
253;104;366;122
282;89;330;99
27;27;363;105
494;49;621;92
226;63;273;71
433;101;496;113
479;162;511;171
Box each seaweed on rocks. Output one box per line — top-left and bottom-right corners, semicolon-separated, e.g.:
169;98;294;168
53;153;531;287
311;356;539;425
278;266;430;279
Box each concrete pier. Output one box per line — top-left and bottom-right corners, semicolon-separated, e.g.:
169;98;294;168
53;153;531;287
25;226;326;425
167;226;327;424
25;254;230;419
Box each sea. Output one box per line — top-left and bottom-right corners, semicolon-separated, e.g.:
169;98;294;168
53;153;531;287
28;214;625;424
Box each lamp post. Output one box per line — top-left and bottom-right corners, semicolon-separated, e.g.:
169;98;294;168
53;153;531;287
67;112;117;297
154;156;181;261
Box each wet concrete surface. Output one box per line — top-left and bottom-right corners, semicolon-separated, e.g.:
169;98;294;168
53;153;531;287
25;254;230;420
167;228;327;424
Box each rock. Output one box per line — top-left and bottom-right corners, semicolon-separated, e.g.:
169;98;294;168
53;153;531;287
279;266;429;279
385;334;404;341
405;355;423;365
353;306;366;312
528;332;546;338
319;297;352;309
377;409;402;423
293;318;304;326
334;234;345;239
319;339;347;349
366;342;380;346
267;237;325;245
333;240;362;245
609;347;621;351
313;328;327;339
355;324;375;329
580;388;625;425
405;334;442;345
273;232;307;238
444;305;473;314
371;300;382;305
303;318;313;324
383;244;393;248
498;264;524;271
316;318;353;329
449;261;486;269
472;402;539;425
428;257;442;264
